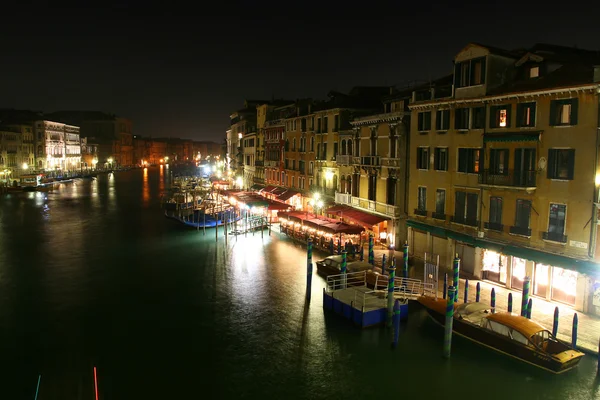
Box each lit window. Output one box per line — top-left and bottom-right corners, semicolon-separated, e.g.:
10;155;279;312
499;109;507;127
560;104;572;124
530;66;539;78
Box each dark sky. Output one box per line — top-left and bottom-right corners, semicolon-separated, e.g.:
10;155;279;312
2;1;600;142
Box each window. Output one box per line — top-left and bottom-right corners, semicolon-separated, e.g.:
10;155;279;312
436;110;450;131
550;98;578;126
512;199;532;236
489;149;509;175
333;142;338;159
334;115;339;131
435;189;445;217
547;149;575;180
472;107;485;129
434;147;448;171
454;191;478;226
457;148;480;173
455;57;487;88
547;203;566;242
455;108;469;130
417;147;429;170
417;187;427;215
530;66;539;78
490;105;511;128
488;197;503;229
516;102;537;127
418;111;432;131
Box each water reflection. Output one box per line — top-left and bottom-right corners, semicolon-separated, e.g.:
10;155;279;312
142;167;150;205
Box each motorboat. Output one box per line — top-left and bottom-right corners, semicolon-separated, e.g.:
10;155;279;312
316;255;373;277
418;296;584;373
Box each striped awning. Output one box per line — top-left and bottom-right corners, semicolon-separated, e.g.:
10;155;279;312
483;131;542;143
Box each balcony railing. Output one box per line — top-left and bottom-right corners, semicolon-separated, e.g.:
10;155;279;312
381;157;401;167
510;226;531;237
542;231;568;243
334;191;399;218
451;216;478;227
484;222;504;232
254;160;264;167
478;169;537;188
351;156;381;166
336;154;352;165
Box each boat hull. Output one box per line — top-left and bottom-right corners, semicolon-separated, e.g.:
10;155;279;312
420;297;582;373
165;211;241;228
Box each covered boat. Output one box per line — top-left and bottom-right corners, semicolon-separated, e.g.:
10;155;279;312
316;255;373;277
418;296;584;373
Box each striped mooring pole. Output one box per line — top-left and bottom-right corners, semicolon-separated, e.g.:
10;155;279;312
443;286;457;358
360;245;364;261
453;254;460;303
368;234;375;265
464;279;469;303
572;313;578;349
306;238;313;301
476;282;481;302
552;306;559;337
341;250;348;290
381;254;387;275
526;298;533;319
508;293;513;313
521;276;531;317
443;273;448;299
491;288;496;312
387;264;396;328
392;299;401;349
403;241;409;279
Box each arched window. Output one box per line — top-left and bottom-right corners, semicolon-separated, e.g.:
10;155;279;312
310;137;315;152
347;139;353;155
333;174;338;192
37;145;43;155
341;140;347;155
285;140;290;151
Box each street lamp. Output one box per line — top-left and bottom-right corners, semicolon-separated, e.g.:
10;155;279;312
235;176;243;189
22;163;28;170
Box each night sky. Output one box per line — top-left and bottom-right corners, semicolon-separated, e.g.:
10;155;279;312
2;1;600;141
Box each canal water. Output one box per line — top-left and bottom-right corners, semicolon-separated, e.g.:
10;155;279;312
0;167;598;399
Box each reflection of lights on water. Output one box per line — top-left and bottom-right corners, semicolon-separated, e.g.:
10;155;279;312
142;167;150;204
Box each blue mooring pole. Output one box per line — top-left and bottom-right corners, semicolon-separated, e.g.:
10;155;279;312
341;250;348;290
443;286;456;358
526;298;533;319
392;299;401;349
381;254;387;275
452;254;460;303
464;279;469;303
306;238;313;302
508;293;513;313
552;306;559;337
387;265;396;328
476;282;481;302
521;276;531;317
402;241;409;279
572;313;578;349
34;374;41;400
491;288;496;312
443;273;448;299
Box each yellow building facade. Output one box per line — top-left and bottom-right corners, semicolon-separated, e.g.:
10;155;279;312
407;43;600;314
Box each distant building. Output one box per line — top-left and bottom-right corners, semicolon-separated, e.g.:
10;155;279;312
80;137;99;169
33;120;81;172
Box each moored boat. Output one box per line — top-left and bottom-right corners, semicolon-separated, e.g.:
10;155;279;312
418;296;584;373
316;255;373;277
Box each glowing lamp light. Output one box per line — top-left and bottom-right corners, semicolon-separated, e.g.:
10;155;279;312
160;158;164;163
595;173;600;186
313;192;320;201
107;158;113;163
316;200;323;208
380;230;387;240
22;163;28;170
236;176;243;188
325;170;334;180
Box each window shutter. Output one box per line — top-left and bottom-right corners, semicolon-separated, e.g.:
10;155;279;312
489;106;497;128
530;103;537;126
570;98;579;125
454;110;460;129
418;113;424;130
549;100;557;126
567;149;575;180
547;149;556;179
506;105;512;128
444;110;450;129
516;104;523;127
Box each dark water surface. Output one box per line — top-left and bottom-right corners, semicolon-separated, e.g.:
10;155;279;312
0;167;598;399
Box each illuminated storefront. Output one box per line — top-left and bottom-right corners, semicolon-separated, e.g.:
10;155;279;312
482;250;507;284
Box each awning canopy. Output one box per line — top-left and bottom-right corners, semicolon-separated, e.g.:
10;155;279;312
227;191;292;211
407;219;600;277
261;185;277;193
278;211;364;235
271;187;287;196
250;183;265;190
277;190;300;201
325;205;389;228
483;131;542;143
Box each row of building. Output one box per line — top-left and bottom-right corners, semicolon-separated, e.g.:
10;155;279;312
225;42;600;316
0;110;221;182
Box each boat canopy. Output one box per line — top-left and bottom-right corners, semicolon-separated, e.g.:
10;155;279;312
486;312;547;338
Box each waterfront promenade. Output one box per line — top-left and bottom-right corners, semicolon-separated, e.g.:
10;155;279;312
350;245;600;354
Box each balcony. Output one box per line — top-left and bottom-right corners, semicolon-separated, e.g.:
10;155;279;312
351;156;381;166
484;222;504;232
254;160;264;167
510;226;531;237
265;160;278;167
381;157;401;168
334;192;399;218
478;169;537;189
336;154;352;166
451;216;478;227
542;231;568;243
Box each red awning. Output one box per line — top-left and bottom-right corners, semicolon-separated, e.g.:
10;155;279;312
261;186;277;193
271;187;287;196
277;190;300;201
325;205;389;228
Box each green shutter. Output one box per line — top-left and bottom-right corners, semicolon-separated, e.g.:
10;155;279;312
567;149;575;180
516;104;523;127
570;98;579;125
530;103;537;126
418;112;423;130
549;100;557;126
547;149;556;179
506;104;512;128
